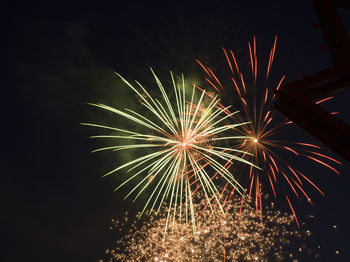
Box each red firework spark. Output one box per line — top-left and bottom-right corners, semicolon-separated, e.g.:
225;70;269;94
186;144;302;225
195;36;342;226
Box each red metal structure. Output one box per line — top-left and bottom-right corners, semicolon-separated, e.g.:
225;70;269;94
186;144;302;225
274;0;350;162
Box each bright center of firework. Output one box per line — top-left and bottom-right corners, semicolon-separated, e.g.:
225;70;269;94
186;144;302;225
179;136;193;149
253;138;258;143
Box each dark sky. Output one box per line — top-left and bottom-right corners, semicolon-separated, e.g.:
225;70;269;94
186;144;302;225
3;1;350;261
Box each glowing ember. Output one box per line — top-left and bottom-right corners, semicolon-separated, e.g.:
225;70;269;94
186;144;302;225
104;194;312;262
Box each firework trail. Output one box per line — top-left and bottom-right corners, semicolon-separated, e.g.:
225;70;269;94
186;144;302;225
195;36;342;226
104;192;312;262
83;69;258;234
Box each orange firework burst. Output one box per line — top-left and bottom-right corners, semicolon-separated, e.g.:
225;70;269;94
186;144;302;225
195;36;342;226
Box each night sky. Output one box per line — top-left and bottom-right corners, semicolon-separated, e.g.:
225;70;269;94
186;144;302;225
4;1;350;261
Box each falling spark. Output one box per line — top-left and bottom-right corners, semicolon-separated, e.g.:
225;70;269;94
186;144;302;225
104;193;311;262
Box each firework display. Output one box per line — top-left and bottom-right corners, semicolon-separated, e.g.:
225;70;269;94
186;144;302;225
83;69;258;232
82;33;345;261
104;193;311;262
195;36;342;225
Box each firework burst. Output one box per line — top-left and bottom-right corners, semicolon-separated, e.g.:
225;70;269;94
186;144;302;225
104;193;311;262
195;36;342;226
83;69;257;233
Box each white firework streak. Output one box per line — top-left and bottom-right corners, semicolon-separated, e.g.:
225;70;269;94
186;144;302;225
82;68;260;236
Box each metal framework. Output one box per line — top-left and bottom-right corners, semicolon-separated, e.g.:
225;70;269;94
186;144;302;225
274;0;350;162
